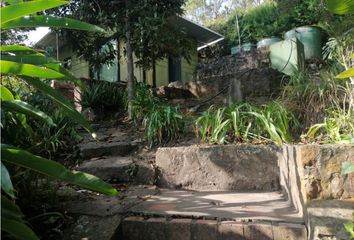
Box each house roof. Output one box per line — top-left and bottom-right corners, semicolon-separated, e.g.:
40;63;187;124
169;16;224;50
35;16;224;50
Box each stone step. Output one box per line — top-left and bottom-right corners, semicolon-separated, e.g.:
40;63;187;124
121;217;307;240
78;157;155;184
79;141;137;159
129;189;303;222
121;189;306;239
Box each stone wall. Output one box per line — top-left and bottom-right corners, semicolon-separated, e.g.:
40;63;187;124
156;144;354;239
189;48;283;99
52;80;82;112
156;145;282;191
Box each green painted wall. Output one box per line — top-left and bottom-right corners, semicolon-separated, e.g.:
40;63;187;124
57;39;198;85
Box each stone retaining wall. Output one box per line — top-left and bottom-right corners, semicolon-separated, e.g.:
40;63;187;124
156;145;282;191
192;48;283;98
156;144;354;239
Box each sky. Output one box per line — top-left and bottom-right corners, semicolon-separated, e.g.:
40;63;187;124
24;27;50;46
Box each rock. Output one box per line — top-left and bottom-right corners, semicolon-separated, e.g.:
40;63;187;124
79;141;137;159
78;157;134;182
307;200;354;240
296;145;354;200
156;145;282;191
168;81;185;89
63;215;122;240
155;86;195;99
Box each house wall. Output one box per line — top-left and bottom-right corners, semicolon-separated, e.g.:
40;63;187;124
56;40;198;86
119;41;198;87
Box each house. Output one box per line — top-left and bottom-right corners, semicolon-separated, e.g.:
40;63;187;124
35;16;224;87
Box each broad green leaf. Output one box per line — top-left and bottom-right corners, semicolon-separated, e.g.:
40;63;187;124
341;161;354;175
2;219;39;240
2;100;55;126
0;56;82;86
0;45;44;56
1;162;15;198
1;85;15;101
1;0;68;24
22;77;94;136
1;55;58;65
343;221;354;238
336;68;354;79
5;0;23;5
2;15;105;33
325;0;354;14
1;196;23;221
45;63;83;87
1;145;119;196
1;60;65;79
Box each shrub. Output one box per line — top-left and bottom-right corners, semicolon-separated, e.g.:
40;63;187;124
304;106;354;144
279;68;351;130
195;101;298;145
81;80;127;115
131;83;185;147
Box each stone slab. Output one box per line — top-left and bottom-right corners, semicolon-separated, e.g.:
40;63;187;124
63;215;122;240
191;220;218;240
167;219;192;240
244;222;273;240
307;199;354;240
156;145;282;191
63;185;159;216
219;221;245;240
273;223;307;240
130;189;303;222
78;156;134;182
79;141;137;159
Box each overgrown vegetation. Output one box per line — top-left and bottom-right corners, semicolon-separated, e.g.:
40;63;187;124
132;83;185;147
195;101;298;145
81;80;127;117
0;1;117;239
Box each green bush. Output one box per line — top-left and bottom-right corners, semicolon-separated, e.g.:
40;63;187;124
131;83;185;147
81;80;127;114
304;107;354;144
210;0;325;53
195;101;298;145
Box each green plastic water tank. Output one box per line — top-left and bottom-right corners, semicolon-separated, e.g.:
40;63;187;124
284;26;323;60
231;46;242;55
257;37;282;49
241;43;256;51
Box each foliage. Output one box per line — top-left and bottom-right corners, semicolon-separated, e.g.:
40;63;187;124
81;80;127;115
279;68;352;130
52;0;194;71
210;0;325;54
144;105;185;147
131;83;160;121
195;101;297;145
131;83;185;147
1;1;118;239
304;106;354;144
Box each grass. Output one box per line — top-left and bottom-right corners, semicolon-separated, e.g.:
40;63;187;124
131;83;185;147
195;101;298;145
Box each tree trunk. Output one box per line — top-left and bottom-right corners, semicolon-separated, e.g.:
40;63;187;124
125;16;135;119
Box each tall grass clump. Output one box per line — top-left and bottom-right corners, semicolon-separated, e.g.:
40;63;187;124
196;101;298;145
279;68;350;129
132;83;185;147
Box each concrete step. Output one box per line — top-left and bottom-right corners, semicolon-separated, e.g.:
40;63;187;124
79;141;137;159
78;157;155;184
121;189;306;239
129;189;303;222
121;217;307;240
